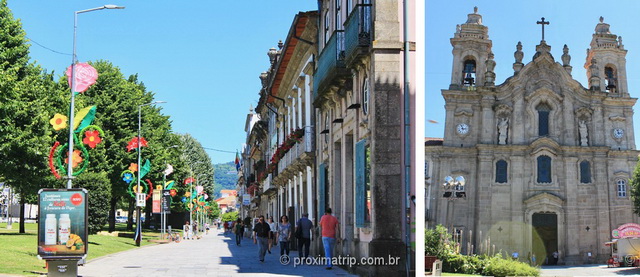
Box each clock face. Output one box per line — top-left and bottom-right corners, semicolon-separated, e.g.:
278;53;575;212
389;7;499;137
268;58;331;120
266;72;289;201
456;123;469;135
613;128;624;139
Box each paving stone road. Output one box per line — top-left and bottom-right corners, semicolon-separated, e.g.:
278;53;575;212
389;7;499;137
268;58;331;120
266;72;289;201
78;228;357;277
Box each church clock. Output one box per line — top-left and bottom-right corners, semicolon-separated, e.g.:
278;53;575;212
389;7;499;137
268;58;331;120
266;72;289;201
613;128;624;139
456;123;469;135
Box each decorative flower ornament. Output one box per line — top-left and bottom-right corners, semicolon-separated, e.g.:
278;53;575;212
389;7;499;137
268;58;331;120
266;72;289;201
66;63;98;93
82;130;102;148
128;163;138;173
64;150;83;168
126;137;148;152
170;189;177;197
122;173;134;184
50;114;68;131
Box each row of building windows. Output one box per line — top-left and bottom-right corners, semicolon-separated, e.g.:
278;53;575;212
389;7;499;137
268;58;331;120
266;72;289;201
493;158;627;197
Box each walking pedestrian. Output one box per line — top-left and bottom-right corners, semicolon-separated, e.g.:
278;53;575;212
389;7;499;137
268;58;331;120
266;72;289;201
296;213;313;260
552;251;559;265
268;217;277;254
183;221;192;240
253;215;271;262
234;218;243;246
243;216;252;238
277;215;292;258
319;208;340;270
205;222;210;234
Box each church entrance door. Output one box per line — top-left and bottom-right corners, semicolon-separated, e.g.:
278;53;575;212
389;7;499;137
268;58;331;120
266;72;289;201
532;212;558;265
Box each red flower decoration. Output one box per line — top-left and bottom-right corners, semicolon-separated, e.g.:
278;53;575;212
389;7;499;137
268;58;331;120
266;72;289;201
126;136;149;152
82;130;102;148
64;150;83;168
170;189;177;197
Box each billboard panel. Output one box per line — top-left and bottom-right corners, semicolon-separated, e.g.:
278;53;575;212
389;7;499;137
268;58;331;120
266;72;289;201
37;189;88;260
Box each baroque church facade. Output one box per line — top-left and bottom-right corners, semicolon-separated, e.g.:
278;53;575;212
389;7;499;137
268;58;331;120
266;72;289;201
426;8;640;264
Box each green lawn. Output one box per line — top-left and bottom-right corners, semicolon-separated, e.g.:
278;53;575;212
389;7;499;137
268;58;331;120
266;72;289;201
0;222;159;276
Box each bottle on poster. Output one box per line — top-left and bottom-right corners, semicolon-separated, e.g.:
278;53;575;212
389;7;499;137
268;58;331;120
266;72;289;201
59;214;71;244
45;214;57;245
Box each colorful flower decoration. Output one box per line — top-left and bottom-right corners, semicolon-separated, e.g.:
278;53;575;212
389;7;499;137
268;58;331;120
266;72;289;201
185;191;192;198
66;63;98;93
64;150;83;168
181;197;187;203
50;114;68;131
128;163;138;173
184;177;194;184
48;105;103;179
170;189;177;197
82;130;102;148
126;136;148;152
122;172;134;184
196;185;203;195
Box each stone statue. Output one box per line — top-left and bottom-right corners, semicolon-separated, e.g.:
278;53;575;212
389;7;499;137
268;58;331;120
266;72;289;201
498;117;509;145
485;52;496;86
561;44;571;66
514;42;524;64
579;120;588;146
456;24;461;34
589;58;600;90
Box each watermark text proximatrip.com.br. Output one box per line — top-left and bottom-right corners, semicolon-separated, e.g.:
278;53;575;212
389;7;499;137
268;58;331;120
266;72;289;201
279;254;401;268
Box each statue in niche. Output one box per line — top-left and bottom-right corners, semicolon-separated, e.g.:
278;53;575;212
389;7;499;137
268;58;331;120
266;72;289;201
497;117;509;145
579;120;588;146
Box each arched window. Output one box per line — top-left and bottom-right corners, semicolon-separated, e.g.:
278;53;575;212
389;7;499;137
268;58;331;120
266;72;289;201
495;160;508;183
462;59;476;86
605;66;617;93
536;103;551;136
617;179;627;197
537;155;552;183
580;161;591;184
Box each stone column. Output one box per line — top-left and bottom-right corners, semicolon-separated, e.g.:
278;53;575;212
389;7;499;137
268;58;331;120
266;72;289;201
593;152;610;261
480;98;494;144
564;157;580;261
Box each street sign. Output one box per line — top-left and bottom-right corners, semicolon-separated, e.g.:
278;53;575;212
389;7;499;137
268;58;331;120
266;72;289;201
161;190;171;213
136;193;146;207
152;190;161;213
242;194;250;205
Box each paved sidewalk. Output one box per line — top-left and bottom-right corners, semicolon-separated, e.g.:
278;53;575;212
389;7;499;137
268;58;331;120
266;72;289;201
78;229;356;276
540;264;640;276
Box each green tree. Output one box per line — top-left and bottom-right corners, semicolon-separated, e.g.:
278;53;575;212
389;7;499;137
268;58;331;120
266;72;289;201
74;172;111;234
630;158;640;216
207;200;221;220
179;133;215;200
221;211;238;222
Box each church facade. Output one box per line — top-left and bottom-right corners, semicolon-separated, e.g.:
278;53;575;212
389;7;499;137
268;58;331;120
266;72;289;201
426;8;640;264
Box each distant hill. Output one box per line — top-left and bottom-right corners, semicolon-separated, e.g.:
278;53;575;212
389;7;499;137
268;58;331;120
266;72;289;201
214;161;239;199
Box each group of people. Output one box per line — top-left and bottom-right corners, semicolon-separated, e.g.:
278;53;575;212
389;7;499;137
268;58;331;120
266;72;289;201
248;208;339;270
182;220;210;240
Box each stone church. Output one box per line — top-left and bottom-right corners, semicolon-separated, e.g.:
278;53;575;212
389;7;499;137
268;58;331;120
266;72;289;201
425;8;640;264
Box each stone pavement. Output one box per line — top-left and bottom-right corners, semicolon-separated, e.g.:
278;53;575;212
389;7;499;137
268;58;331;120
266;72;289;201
78;228;357;277
540;264;640;276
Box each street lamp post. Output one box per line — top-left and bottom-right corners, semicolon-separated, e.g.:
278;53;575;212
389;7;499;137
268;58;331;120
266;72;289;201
135;101;166;246
67;5;125;189
161;145;179;240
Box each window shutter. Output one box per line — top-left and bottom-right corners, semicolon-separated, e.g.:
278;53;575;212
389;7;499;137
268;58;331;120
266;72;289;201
355;139;366;227
318;163;326;221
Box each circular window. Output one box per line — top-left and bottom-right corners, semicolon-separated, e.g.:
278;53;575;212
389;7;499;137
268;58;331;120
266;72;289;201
362;76;370;115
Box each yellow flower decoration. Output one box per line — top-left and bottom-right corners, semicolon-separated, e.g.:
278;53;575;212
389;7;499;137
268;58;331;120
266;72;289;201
128;163;138;173
50;113;68;131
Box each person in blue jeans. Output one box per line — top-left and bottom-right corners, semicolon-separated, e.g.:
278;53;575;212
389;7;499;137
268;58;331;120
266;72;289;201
234;218;243;246
319;208;340;270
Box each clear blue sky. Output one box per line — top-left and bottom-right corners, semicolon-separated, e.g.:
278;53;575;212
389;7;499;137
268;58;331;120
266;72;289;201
427;1;640;146
8;0;318;164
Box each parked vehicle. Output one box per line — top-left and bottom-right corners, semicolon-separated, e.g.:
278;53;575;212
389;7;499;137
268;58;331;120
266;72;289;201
115;216;127;223
606;238;640;267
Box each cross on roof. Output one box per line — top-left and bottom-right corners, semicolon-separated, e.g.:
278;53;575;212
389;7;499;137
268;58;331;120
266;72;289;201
537;17;550;42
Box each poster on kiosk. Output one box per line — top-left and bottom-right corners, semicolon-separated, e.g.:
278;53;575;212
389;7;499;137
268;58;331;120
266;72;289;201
37;188;88;260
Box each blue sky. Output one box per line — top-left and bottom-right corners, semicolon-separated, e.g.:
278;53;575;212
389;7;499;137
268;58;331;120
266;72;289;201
8;1;318;164
427;1;640;145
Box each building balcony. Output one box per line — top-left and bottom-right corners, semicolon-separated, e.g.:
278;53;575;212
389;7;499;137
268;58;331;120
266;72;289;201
344;4;372;67
262;173;277;195
313;30;350;102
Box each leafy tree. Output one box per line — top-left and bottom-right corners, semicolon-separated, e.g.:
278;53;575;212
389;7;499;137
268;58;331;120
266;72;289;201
214;161;240;199
74;172;111;234
630;157;640;216
207;200;221;220
0;0;66;232
221;211;238;222
179;133;215;202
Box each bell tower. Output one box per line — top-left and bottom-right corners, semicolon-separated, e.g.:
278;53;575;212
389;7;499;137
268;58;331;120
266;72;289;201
584;17;628;97
449;7;492;89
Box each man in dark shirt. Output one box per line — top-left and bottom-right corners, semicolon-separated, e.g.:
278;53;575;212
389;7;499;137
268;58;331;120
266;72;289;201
253;215;271;262
296;213;314;260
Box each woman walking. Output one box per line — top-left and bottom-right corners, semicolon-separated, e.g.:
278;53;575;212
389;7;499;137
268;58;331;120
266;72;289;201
267;217;277;254
277;215;292;258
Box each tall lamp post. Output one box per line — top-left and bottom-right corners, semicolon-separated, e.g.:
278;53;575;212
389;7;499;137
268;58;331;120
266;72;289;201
67;5;125;189
135;101;166;246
